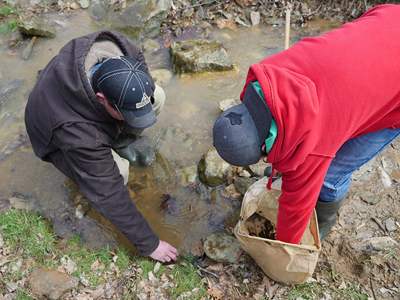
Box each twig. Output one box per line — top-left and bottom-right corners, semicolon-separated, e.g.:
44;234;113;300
370;277;377;300
176;0;221;12
284;8;291;50
195;264;220;278
181;255;219;278
363;0;368;12
258;0;269;11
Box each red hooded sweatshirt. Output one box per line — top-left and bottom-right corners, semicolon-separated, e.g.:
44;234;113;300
240;4;400;244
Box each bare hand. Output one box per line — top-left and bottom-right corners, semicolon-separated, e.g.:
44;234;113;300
149;240;179;263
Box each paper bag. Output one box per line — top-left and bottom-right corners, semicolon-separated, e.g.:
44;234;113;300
234;176;321;284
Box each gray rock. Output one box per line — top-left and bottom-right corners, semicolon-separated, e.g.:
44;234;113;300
149;69;173;86
198;147;233;187
249;161;270;177
357;190;380;205
385;217;397;232
223;206;241;227
78;0;90;9
29;267;79;300
169;39;236;75
180;165;198;186
9;196;32;211
219;98;241;112
9;30;24;48
204;232;242;263
233;176;257;195
18;16;56;37
250;11;260;26
23;36;37;60
104;0;171;41
360;237;398;249
139;38;161;54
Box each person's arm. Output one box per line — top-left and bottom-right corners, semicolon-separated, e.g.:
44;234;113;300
276;155;332;244
52;123;175;258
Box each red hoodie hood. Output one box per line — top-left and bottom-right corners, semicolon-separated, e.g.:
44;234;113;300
241;64;322;172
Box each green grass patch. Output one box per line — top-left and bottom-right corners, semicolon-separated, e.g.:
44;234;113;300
0;19;20;34
286;282;327;299
132;254;207;299
0;5;19;16
63;235;133;287
0;208;59;261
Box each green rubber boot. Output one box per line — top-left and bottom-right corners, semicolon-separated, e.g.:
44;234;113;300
114;146;151;167
315;197;345;242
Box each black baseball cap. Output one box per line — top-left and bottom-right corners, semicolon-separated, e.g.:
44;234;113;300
97;56;156;129
213;82;272;166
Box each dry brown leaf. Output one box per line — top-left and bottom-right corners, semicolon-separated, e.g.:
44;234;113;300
57;266;67;273
7;50;18;57
90;260;105;270
206;277;224;299
217;19;237;30
236;249;244;261
243;0;254;6
206;263;224;272
225;226;234;235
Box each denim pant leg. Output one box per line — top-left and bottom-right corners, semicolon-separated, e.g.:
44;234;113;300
319;128;400;203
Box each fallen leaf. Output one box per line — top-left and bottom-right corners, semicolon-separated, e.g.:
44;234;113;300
217;19;237;30
91;260;105;270
206;277;224;299
179;261;188;267
206;263;224;272
7;50;18;57
236;249;244;261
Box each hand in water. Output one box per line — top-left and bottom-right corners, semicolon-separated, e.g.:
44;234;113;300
149;240;179;263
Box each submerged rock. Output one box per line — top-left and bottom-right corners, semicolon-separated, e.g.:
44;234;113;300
169;39;236;75
204;231;242;263
198;147;233;187
18;16;56;37
104;0;171;41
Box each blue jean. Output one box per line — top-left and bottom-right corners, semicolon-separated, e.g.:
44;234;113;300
318;129;400;203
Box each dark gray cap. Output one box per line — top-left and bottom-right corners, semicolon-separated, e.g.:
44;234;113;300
213;82;272;166
97;56;156;129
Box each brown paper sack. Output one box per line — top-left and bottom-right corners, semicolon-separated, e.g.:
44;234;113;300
234;176;321;284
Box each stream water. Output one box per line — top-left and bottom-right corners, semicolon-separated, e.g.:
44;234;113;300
0;9;340;254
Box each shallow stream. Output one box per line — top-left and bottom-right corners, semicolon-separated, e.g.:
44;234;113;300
0;10;340;254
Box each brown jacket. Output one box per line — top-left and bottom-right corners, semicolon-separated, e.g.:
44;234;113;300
24;31;159;256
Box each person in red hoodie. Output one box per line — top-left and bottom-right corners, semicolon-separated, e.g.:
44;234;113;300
213;4;400;243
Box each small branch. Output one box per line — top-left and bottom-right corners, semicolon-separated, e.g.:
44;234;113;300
195;264;219;278
258;0;269;11
176;0;221;12
181;255;219;278
363;0;368;12
370;277;377;300
284;8;291;50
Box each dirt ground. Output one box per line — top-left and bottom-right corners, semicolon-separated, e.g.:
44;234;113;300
316;140;400;299
315;137;400;299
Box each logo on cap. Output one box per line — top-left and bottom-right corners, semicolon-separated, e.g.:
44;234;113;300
137;92;151;109
225;112;243;125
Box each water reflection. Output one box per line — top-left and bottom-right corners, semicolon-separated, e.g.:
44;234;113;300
0;9;340;254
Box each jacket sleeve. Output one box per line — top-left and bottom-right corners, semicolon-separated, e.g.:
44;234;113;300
52;123;159;256
276;155;333;244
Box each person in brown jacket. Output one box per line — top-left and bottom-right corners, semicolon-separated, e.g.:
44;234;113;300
25;30;178;262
